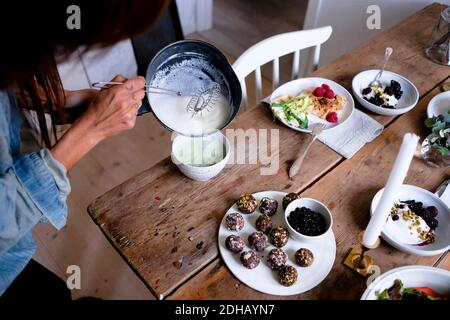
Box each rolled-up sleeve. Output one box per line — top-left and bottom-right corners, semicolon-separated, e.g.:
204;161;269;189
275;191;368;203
0;149;71;256
13;148;71;229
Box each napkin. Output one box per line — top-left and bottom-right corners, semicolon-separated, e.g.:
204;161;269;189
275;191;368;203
262;96;384;158
317;109;384;158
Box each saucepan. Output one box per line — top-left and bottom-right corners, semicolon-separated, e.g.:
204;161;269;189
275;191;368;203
141;40;242;135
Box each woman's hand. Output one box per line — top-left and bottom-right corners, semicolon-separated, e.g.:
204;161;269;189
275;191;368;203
51;75;146;170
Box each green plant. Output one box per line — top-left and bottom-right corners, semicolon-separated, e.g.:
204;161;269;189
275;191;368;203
424;110;450;156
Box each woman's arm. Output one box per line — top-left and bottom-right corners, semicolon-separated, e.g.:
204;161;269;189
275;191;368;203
51;75;145;170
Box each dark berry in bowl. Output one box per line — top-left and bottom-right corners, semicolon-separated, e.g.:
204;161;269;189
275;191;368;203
287;206;326;236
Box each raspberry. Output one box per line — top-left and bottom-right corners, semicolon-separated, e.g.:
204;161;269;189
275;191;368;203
325;89;335;99
326;112;338;123
313;87;325;97
321;83;330;90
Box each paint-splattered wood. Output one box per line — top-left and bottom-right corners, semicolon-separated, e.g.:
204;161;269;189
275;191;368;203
167;85;450;300
88;3;450;299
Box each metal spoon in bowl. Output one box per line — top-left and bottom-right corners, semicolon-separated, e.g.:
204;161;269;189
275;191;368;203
369;47;393;88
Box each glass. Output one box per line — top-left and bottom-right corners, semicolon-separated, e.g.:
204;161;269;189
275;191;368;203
425;7;450;65
421;134;450;168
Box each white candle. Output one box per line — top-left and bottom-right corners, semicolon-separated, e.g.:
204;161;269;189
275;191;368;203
362;133;420;248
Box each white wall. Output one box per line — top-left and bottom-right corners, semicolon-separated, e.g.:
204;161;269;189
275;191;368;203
304;0;450;67
176;0;213;35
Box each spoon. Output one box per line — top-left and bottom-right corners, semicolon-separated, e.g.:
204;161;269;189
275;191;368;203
369;47;393;88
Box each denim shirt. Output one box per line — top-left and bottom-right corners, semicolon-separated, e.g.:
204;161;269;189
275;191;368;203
0;89;70;295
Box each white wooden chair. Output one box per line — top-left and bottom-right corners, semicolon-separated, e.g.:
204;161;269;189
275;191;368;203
232;26;332;110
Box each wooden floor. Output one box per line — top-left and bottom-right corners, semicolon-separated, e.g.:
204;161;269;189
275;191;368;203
33;0;307;299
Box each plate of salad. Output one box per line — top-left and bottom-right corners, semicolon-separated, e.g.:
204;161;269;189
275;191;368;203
361;266;450;300
270;77;354;133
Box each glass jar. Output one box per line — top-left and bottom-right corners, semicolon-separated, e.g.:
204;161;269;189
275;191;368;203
421;134;450;167
425;7;450;65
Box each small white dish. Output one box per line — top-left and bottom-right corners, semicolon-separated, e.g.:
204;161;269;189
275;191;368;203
427;91;450;118
370;184;450;256
284;198;333;243
218;191;336;296
171;131;230;181
269;77;354;133
352;70;419;116
361;265;450;300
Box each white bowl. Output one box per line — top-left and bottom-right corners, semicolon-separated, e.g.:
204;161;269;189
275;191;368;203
352;70;419;116
427;91;450;118
370;184;450;256
171;132;230;181
361;265;450;300
284;198;333;242
270;77;354;133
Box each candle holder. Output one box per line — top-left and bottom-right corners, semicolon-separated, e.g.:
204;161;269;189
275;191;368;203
343;231;379;276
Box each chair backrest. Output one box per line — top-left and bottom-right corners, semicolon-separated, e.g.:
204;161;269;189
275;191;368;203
232;26;332;110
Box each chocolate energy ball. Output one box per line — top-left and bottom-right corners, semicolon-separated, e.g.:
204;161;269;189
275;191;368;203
279;265;298;286
225;235;245;253
270;226;289;248
236;194;258;214
259;197;278;216
225;212;244;231
255;214;273;234
282;193;300;209
240;251;260;269
267;248;288;270
295;248;314;267
248;231;268;252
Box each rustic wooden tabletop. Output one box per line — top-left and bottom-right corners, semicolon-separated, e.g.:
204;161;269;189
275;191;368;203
88;3;450;300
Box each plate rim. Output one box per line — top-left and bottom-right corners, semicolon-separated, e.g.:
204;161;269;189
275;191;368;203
269;77;355;133
218;190;337;296
426;90;450;118
360;265;450;300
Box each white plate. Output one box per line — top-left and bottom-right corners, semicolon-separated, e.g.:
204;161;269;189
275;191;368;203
427;91;450;118
370;184;450;256
218;191;336;296
361;265;450;300
352;70;419;116
269;77;354;133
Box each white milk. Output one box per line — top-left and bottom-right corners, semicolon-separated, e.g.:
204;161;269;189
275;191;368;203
151;92;230;136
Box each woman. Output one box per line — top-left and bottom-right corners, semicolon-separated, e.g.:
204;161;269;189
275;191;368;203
0;0;169;299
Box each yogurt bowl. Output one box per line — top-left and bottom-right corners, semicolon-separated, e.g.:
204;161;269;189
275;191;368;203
171;131;230;181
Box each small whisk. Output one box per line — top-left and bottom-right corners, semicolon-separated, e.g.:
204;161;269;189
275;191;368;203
91;81;182;96
186;83;221;117
92;81;221;117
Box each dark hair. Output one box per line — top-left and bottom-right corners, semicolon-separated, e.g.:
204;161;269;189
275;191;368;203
0;0;169;146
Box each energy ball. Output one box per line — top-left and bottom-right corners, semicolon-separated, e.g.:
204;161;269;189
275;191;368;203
267;248;288;270
279;265;298;286
270;226;289;248
225;212;244;231
259;197;278;216
248;231;268;252
240;251;260;269
295;248;314;267
236;194;258;214
225;235;245;253
282;193;300;209
255;215;273;234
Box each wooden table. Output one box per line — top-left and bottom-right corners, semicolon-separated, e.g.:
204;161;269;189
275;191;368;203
88;3;450;300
